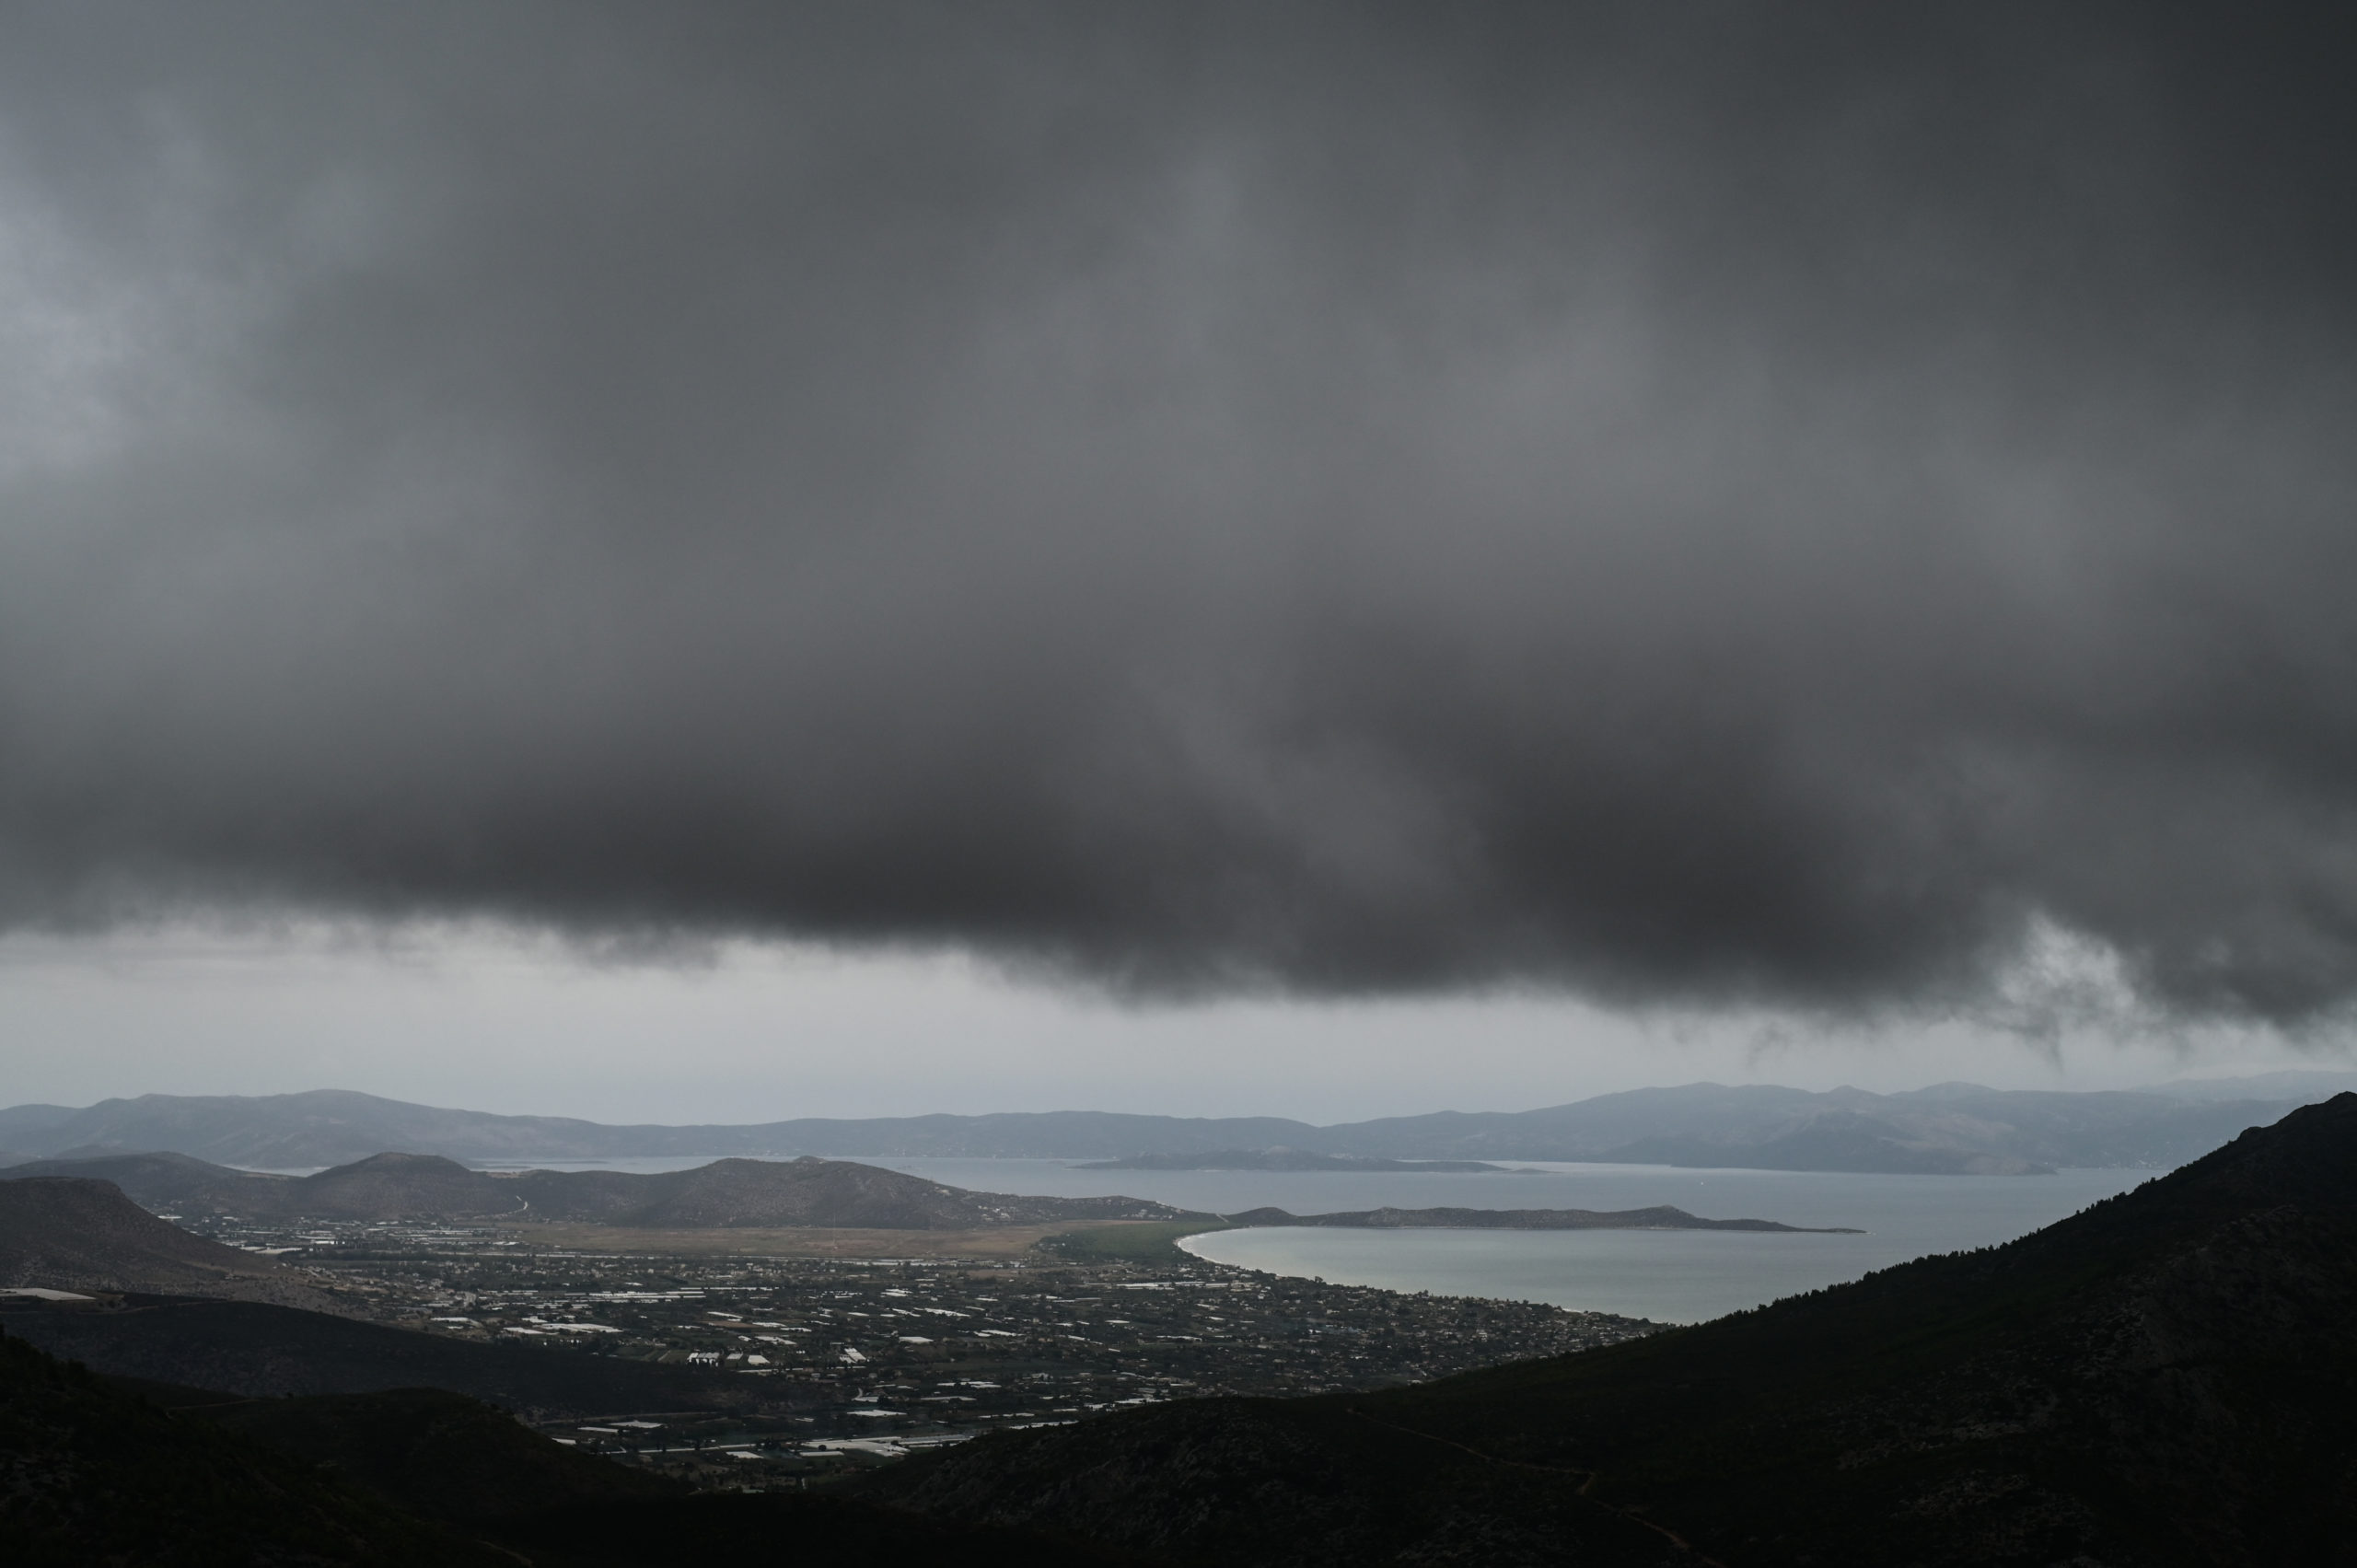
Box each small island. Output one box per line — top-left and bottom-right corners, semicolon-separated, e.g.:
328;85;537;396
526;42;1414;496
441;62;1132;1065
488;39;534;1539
1216;1203;1863;1234
1075;1148;1513;1173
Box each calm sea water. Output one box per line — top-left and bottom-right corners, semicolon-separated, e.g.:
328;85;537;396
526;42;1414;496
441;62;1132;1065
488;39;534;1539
448;1152;2153;1325
860;1156;2153;1325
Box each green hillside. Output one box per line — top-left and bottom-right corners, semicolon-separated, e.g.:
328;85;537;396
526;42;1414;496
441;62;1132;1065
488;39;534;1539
1038;1218;1237;1260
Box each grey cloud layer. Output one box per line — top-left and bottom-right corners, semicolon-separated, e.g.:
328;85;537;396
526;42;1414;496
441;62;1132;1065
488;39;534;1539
1;3;2352;1016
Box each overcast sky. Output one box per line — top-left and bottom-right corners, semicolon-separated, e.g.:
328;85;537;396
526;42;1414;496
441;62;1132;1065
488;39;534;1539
2;5;2352;1120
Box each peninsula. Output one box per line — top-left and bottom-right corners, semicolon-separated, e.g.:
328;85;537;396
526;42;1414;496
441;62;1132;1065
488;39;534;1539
1076;1149;1508;1173
1218;1203;1862;1233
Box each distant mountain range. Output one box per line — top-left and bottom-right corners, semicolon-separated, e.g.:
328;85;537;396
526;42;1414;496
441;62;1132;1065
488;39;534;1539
3;1071;2351;1175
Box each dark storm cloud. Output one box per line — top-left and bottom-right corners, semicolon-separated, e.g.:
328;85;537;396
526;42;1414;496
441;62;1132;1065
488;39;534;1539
1;2;2353;1019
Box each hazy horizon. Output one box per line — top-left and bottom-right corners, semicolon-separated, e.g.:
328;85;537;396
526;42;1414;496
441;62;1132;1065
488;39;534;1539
9;1062;2351;1129
3;923;2341;1128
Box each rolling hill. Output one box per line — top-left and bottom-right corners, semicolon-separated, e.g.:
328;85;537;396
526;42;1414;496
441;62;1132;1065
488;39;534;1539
862;1093;2357;1566
507;1156;1199;1228
3;1151;1202;1227
7;1153;1845;1234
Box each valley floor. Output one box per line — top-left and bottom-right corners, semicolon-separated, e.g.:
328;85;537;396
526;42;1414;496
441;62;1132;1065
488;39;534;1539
150;1208;1660;1481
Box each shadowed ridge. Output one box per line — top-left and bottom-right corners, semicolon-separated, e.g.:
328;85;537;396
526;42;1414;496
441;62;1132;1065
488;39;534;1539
2127;1087;2357;1212
0;1177;339;1309
0;1329;508;1564
200;1386;686;1525
1933;1088;2357;1286
0;1150;296;1217
1;1331;1126;1566
6;1148;528;1221
0;1148;518;1220
1;1294;750;1419
199;1383;1144;1564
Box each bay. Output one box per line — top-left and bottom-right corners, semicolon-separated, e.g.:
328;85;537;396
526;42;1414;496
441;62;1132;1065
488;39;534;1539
858;1156;2152;1325
443;1152;2154;1325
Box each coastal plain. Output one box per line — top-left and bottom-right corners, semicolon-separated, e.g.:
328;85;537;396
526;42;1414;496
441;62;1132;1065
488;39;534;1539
492;1219;1150;1259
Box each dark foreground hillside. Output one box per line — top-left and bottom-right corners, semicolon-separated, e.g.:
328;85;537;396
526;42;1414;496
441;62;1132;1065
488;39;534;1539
2;1293;758;1421
0;1330;1138;1566
0;1330;510;1566
863;1095;2357;1567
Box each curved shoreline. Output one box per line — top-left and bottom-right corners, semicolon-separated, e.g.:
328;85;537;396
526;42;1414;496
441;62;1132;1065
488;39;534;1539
1211;1202;1864;1234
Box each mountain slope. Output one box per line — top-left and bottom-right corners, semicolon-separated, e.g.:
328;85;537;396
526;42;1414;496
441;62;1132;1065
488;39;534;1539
199;1386;686;1525
865;1094;2357;1566
180;1380;1135;1567
1;1150;515;1218
2;1294;761;1421
0;1151;296;1213
0;1330;1133;1567
0;1330;508;1566
0;1177;338;1308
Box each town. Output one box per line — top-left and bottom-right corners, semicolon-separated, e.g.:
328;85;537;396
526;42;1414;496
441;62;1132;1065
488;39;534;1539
172;1210;1659;1487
